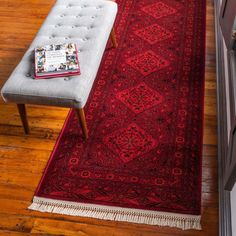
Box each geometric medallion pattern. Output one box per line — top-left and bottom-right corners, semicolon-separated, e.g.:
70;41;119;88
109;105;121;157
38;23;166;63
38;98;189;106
103;123;157;163
142;2;177;19
134;24;173;44
33;0;206;220
116;82;163;114
126;50;170;76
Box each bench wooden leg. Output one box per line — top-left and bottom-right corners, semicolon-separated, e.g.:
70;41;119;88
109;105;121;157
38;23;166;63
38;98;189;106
17;104;30;134
75;108;88;139
110;27;118;48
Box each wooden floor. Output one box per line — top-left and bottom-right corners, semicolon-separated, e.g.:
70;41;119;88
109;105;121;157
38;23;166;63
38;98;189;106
0;0;218;235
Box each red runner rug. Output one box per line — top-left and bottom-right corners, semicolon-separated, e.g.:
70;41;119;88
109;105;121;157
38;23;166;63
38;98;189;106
29;0;206;230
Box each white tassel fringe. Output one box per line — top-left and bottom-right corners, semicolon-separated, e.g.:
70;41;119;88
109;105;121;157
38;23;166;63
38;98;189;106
28;196;201;230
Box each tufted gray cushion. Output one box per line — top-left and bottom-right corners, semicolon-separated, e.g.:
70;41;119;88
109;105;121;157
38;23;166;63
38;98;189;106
1;0;117;108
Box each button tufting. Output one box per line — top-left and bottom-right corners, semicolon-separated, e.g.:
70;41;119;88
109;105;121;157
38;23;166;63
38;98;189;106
2;0;118;113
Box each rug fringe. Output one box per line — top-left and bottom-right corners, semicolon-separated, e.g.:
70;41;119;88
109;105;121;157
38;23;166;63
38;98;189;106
28;197;201;230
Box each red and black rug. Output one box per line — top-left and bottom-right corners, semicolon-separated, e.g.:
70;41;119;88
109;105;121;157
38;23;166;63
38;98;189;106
29;0;206;230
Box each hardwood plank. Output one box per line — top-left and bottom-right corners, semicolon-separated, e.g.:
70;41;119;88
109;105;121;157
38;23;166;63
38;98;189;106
0;231;33;236
0;135;56;151
0;214;34;234
31;218;173;236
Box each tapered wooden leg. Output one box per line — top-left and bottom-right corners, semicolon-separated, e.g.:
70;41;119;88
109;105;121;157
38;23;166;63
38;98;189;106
17;104;30;134
75;108;88;139
110;27;118;48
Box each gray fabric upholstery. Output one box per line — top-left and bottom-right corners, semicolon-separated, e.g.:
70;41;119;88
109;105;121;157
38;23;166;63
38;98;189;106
1;0;117;108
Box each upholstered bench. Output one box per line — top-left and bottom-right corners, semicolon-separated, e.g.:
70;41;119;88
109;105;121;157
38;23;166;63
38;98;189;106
1;0;118;138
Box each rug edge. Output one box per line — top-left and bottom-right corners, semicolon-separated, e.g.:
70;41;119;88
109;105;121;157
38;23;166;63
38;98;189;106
28;196;201;230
